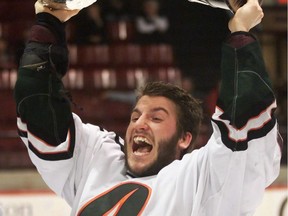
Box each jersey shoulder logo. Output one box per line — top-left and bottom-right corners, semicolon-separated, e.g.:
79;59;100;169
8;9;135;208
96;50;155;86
78;181;152;216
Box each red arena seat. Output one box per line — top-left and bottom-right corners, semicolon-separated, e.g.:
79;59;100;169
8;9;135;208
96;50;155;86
106;20;136;43
69;45;111;67
110;44;142;66
142;44;174;66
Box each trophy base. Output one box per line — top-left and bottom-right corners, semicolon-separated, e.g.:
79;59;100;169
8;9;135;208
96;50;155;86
38;0;97;10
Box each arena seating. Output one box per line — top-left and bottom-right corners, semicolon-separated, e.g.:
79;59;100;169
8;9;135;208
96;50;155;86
68;44;111;67
106;20;136;43
0;0;182;169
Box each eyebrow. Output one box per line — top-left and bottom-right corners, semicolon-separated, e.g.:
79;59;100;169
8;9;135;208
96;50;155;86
132;107;169;115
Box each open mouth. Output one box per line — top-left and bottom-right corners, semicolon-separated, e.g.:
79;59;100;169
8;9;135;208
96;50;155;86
132;136;153;155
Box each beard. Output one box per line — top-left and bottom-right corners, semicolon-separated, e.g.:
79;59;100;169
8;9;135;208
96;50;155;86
124;131;181;177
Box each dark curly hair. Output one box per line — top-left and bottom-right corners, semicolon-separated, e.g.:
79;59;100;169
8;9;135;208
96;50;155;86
136;81;203;156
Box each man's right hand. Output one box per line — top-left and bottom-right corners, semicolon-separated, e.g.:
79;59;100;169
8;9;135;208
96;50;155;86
228;0;264;33
35;1;80;22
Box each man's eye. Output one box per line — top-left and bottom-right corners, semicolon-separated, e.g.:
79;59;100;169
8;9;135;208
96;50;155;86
152;117;162;122
131;116;139;122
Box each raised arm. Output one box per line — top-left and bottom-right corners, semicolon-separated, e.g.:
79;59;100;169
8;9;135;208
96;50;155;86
212;0;280;152
14;2;80;157
205;1;282;214
14;2;81;196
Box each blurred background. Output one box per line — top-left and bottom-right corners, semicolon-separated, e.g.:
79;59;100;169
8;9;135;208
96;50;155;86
0;0;286;215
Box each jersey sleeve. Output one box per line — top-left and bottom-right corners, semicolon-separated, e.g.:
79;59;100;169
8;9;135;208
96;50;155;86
13;15;76;198
14;13;127;207
212;34;280;151
13;13;92;205
207;33;282;215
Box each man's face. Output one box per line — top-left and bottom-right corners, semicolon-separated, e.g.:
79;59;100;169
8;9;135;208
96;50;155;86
124;96;184;177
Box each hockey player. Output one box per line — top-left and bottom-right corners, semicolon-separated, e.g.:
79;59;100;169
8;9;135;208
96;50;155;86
14;0;282;215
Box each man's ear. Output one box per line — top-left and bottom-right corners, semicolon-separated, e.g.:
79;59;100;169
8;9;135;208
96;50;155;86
178;132;193;150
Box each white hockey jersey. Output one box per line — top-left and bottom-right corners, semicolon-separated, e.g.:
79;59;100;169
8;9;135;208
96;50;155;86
15;33;282;215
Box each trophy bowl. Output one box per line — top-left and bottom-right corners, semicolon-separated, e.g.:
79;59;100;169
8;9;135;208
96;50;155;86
38;0;97;10
188;0;263;12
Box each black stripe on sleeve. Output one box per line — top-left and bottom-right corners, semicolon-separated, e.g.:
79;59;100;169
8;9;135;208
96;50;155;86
212;116;277;151
115;134;124;153
28;120;76;161
18;129;28;138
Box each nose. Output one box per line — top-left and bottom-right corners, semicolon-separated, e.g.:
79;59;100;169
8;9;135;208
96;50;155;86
134;115;149;131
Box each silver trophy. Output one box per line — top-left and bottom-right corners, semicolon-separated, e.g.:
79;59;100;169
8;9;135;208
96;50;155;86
38;0;97;10
188;0;263;12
